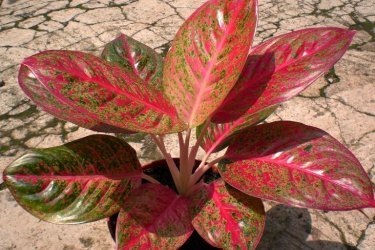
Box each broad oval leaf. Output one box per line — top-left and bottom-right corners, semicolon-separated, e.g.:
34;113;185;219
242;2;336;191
19;64;131;133
116;183;193;249
220;121;375;210
163;0;258;127
20;50;186;134
3;135;142;224
190;179;265;249
212;27;355;123
101;33;164;89
199;28;354;154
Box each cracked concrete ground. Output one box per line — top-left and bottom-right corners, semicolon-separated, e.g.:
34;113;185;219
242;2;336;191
0;0;374;249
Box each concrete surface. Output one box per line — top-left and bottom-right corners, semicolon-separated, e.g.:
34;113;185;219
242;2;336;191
0;0;374;249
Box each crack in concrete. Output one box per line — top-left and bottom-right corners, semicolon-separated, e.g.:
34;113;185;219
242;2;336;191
356;220;375;248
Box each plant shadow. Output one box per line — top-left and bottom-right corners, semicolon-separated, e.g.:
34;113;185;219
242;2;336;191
257;204;357;250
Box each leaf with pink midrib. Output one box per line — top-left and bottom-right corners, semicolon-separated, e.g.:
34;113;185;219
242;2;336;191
116;183;193;249
200;28;354;154
219;121;374;210
20;50;186;134
190;180;265;249
3;135;142;224
212;27;355;123
163;0;258;127
19;64;129;133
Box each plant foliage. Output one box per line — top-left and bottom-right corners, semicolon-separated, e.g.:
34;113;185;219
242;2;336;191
3;0;374;249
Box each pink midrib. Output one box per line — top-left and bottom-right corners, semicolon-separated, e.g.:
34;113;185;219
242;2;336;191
229;156;373;202
206;118;245;154
188;3;246;126
121;39;139;76
219;28;348;112
25;56;174;121
10;172;141;182
211;186;247;248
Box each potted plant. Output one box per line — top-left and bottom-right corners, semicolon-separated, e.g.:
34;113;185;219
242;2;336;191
2;0;374;249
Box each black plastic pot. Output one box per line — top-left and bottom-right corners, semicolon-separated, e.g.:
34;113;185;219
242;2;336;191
107;158;220;249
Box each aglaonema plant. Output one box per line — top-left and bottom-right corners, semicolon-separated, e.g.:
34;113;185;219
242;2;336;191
2;0;374;249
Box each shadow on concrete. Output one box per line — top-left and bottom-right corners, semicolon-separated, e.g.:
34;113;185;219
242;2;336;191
257;204;357;250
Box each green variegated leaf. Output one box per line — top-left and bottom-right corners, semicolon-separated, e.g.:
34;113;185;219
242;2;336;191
101;33;164;89
3;135;141;224
190;179;265;249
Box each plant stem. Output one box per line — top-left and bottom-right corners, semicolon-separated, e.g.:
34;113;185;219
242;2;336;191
186;180;205;196
141;173;160;184
150;135;181;191
178;132;185;148
178;130;191;195
178;132;186;179
188;119;211;172
185;128;191;146
190;155;225;185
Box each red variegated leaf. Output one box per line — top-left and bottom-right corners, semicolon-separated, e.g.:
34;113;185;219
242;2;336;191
116;183;193;249
163;0;258;127
190;179;265;249
3;135;142;224
20;50;186;134
213;27;355;123
198;106;277;153
19;64;132;133
219;121;375;210
101;33;163;89
199;28;354;153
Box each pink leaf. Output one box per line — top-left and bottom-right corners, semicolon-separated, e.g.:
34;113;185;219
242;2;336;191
213;27;355;123
200;28;355;153
116;183;193;249
19;64;131;133
219;121;375;210
163;0;258;127
19;50;186;134
190;179;265;249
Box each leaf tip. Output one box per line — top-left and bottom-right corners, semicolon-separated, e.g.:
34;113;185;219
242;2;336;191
338;28;356;42
345;28;356;40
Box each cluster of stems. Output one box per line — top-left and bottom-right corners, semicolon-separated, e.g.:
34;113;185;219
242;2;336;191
142;120;224;196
